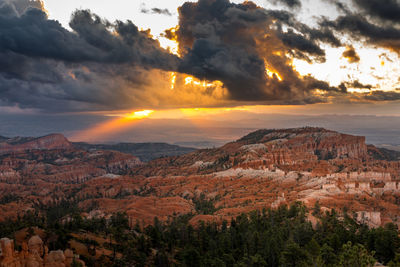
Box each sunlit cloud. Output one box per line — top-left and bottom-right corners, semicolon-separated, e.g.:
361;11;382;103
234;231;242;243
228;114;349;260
1;0;400;117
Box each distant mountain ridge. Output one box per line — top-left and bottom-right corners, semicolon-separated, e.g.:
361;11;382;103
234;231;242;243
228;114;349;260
0;133;72;155
368;145;400;161
0;133;196;161
73;142;196;161
1;130;398;162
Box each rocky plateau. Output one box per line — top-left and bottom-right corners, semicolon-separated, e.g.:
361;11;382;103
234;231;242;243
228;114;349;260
1;127;400;232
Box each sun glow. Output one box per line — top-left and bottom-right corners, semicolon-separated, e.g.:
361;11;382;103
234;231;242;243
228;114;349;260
178;107;250;117
313;89;327;95
264;59;283;81
170;72;177;90
184;76;193;85
124;110;154;119
70;109;155;142
162;26;180;56
183;75;223;87
347;88;371;93
265;68;283;81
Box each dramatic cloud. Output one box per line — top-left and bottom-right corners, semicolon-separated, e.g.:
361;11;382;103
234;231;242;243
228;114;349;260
0;0;44;16
140;7;172;16
325;15;400;53
0;5;180;69
263;9;342;49
272;0;301;8
173;0;342;103
363;91;400;101
69;10;179;69
321;1;400;54
344;80;373;90
342;45;360;63
0;1;180;111
277;29;326;63
0;0;399;113
352;0;400;23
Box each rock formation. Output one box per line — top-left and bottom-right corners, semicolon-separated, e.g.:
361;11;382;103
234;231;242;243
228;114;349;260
0;236;85;267
0;238;20;267
1;127;400;229
132;127;398;178
0;134;141;184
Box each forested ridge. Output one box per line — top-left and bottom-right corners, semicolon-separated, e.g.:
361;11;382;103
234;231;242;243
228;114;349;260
1;201;400;266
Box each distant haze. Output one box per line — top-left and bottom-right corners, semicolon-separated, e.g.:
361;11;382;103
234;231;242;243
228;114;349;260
1;113;399;149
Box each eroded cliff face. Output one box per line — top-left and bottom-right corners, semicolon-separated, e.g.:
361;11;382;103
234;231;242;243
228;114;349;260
241;127;368;160
131;127;386;178
101;128;400;228
0;134;141;185
0;134;142;222
1;128;400;229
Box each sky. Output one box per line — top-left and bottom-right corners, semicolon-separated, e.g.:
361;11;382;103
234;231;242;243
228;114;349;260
0;0;400;146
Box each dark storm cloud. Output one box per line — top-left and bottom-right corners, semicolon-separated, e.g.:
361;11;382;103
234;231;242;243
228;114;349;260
265;10;341;48
0;0;348;111
363;91;400;101
0;0;180;112
1;0;399;113
272;0;301;8
0;0;44;16
323;14;400;53
174;0;343;102
0;9;102;62
277;29;326;63
352;0;400;23
0;2;179;68
69;10;178;69
345;80;373;90
342;45;360;63
0;61;161;112
140;7;172;16
321;1;400;54
0;3;174;69
337;80;373;93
